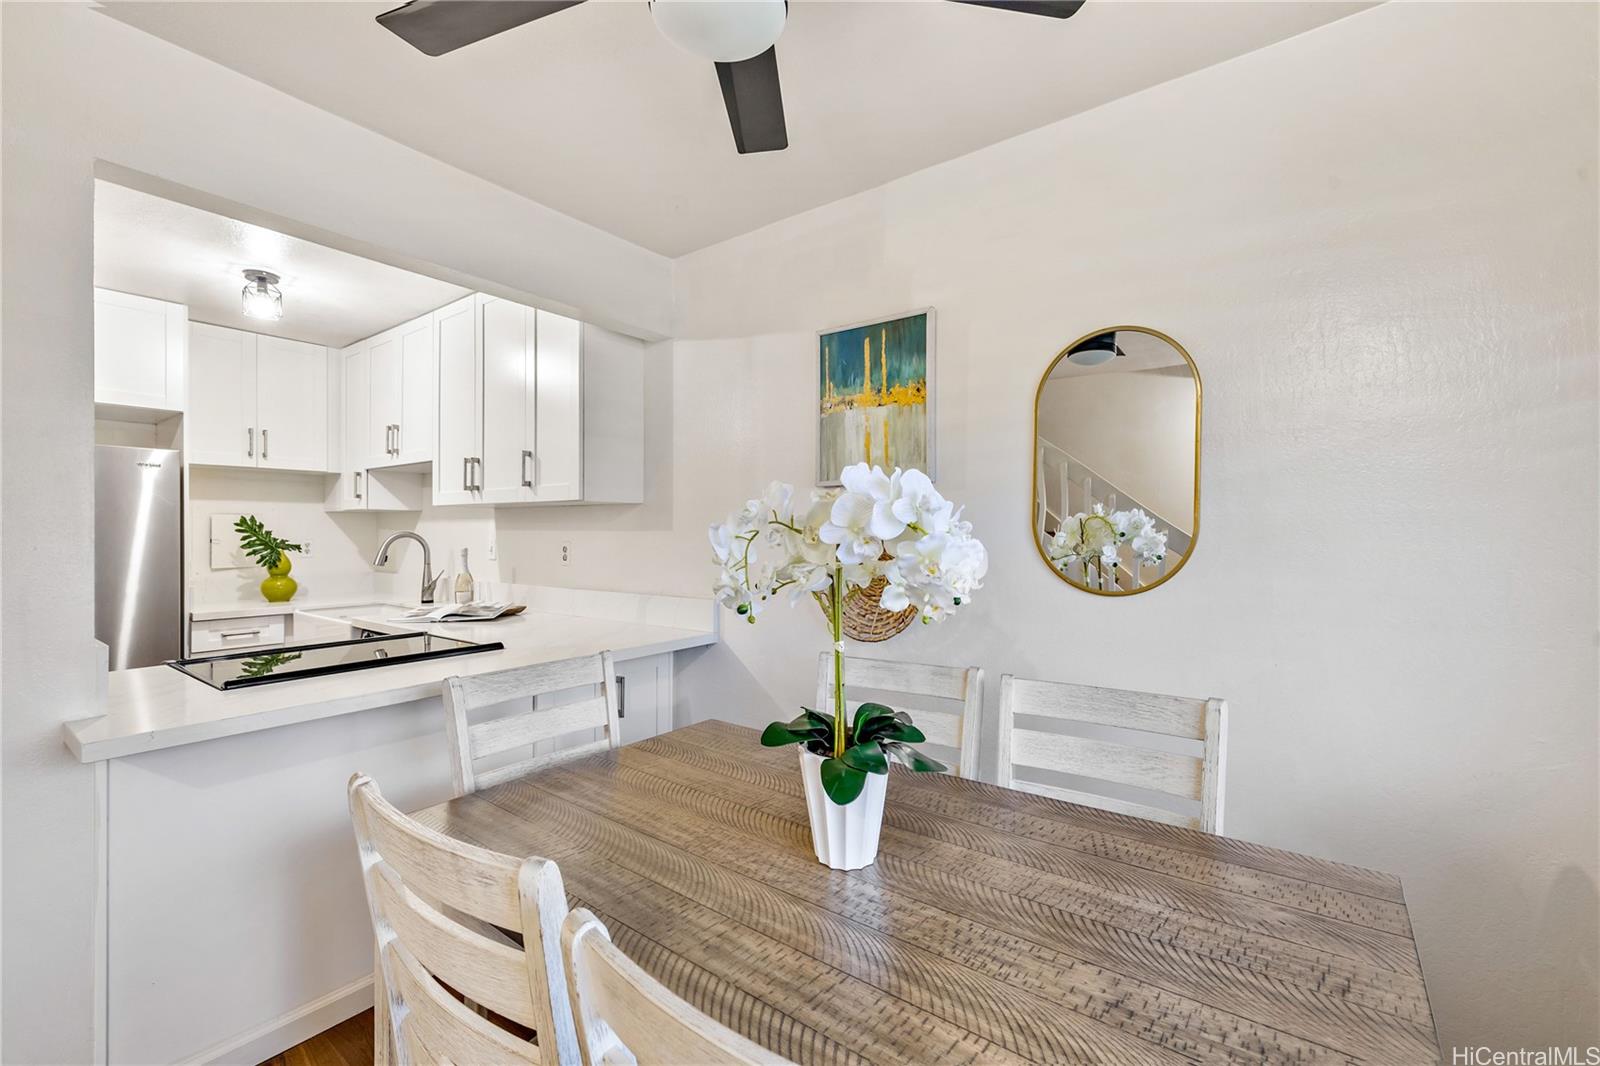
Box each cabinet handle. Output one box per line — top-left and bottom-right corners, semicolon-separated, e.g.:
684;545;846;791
262;429;269;460
473;457;483;491
220;629;262;640
385;425;391;455
354;471;363;501
616;675;626;718
392;424;401;456
462;457;470;491
521;449;533;488
246;427;254;458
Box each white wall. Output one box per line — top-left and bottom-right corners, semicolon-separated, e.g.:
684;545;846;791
0;5;669;1062
510;1;1599;1051
187;467;381;606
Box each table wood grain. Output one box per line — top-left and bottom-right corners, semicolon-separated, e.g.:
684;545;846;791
413;720;1438;1064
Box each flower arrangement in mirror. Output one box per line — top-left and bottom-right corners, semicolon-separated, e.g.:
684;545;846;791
1045;503;1168;591
710;464;987;868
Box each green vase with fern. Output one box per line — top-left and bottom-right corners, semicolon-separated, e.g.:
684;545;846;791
234;515;305;604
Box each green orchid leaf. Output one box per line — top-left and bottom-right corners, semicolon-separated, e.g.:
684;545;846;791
883;742;948;774
841;739;887;775
819;758;867;804
760;723;815;748
860;718;926;745
851;702;896;735
783;712;831;736
798;706;833;730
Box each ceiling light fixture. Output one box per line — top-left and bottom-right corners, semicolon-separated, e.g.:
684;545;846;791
649;0;786;63
240;270;283;321
1066;331;1123;367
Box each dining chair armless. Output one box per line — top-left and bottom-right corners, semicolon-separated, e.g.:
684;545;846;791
997;675;1228;833
348;774;580;1066
561;907;795;1066
444;651;622;797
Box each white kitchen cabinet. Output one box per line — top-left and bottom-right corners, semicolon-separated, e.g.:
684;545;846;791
433;294;482;506
187;323;259;466
255;336;330;472
188;323;328;472
326;339;425;512
613;652;675;746
367;313;436;468
94;288;188;413
433;293;643;507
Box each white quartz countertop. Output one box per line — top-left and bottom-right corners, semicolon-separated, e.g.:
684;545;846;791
66;592;717;763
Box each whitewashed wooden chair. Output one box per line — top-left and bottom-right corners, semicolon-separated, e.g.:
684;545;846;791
996;676;1228;833
815;653;984;778
348;773;580;1066
561;908;794;1066
445;651;622;796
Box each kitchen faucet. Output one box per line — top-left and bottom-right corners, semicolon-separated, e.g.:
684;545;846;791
372;531;448;605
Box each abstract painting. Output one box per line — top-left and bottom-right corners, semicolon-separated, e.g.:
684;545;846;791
817;309;934;484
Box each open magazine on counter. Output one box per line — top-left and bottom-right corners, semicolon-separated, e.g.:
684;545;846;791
389;602;527;623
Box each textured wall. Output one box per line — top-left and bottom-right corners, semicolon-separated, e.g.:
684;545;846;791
559;2;1599;1050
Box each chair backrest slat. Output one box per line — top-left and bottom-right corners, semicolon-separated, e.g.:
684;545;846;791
445;652;622;796
349;774;581;1066
387;939;541;1066
561;908;794;1066
816;653;984;779
997;675;1228;834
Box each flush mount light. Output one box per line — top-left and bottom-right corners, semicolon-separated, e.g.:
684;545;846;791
241;270;283;321
1066;331;1124;367
649;0;786;63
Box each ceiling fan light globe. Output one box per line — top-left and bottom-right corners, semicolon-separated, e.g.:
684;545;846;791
650;0;786;63
1066;347;1116;367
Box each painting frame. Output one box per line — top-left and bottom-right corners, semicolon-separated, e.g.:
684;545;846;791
815;307;936;486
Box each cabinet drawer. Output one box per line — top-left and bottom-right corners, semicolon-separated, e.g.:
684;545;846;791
190;615;286;654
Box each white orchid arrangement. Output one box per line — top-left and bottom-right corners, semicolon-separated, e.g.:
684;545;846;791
1046;504;1168;587
710;463;988;804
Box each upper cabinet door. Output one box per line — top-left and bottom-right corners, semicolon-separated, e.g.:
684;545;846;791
479;297;532;504
187;324;258;467
367;330;402;467
396;313;436;465
254;336;328;472
531;310;582;502
330;342;370;510
433;295;481;506
94;289;187;412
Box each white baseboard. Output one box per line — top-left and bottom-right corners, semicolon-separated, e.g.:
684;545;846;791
177;975;374;1066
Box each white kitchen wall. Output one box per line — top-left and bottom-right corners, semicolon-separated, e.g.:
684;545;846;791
186;467;380;606
504;1;1599;1052
0;4;670;1061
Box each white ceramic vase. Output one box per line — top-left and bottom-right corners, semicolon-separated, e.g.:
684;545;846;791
799;748;887;870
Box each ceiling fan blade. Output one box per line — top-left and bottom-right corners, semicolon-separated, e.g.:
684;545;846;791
947;0;1085;18
376;0;587;57
715;47;788;154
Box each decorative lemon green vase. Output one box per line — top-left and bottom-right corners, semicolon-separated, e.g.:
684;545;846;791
260;558;298;603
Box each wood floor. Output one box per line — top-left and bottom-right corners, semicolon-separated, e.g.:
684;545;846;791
257;1010;373;1066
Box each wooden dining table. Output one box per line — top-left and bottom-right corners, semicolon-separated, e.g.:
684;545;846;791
412;720;1439;1064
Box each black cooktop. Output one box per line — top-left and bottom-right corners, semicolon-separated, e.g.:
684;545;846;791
168;631;504;690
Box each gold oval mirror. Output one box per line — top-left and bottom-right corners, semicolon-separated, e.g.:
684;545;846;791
1032;326;1200;595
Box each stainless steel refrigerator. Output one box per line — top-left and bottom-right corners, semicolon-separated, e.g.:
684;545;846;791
95;446;183;669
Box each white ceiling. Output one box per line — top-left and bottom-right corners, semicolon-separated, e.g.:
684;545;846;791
94;181;471;348
97;0;1371;257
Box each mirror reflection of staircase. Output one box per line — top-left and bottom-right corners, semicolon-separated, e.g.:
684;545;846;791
1036;437;1191;588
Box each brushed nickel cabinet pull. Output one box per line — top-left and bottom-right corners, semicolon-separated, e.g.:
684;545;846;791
220;629;262;640
262;429;269;460
462;456;470;491
354;471;363;501
247;427;254;458
521;449;533;488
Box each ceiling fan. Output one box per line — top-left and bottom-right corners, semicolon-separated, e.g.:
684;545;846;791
375;0;1086;155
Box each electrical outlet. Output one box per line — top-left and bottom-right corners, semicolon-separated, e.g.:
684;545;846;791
560;542;572;566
